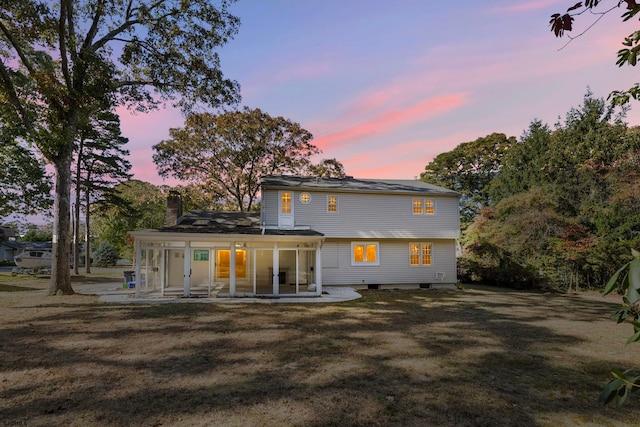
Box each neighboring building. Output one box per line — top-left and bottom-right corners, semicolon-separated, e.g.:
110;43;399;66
0;240;21;264
129;175;460;298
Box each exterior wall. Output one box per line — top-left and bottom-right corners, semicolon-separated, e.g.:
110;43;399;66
321;238;457;287
262;190;279;228
262;188;460;239
0;244;16;262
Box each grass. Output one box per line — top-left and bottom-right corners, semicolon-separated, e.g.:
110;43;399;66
1;278;639;426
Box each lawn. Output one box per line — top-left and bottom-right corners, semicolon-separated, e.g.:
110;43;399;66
1;274;639;426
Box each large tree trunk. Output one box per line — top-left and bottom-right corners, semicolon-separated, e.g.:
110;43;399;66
84;175;91;274
48;151;75;295
73;141;82;276
73;190;80;275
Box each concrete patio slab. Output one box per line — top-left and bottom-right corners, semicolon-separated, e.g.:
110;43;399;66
75;282;362;304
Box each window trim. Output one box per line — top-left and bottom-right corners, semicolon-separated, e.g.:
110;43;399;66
424;199;436;215
299;192;312;204
412;198;423;215
351;241;380;266
327;195;338;213
409;242;432;267
281;191;292;214
412;198;436;215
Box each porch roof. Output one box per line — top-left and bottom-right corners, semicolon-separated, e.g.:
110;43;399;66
134;211;323;238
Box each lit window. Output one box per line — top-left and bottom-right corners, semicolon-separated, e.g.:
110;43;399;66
422;243;432;265
412;198;423;214
351;242;379;266
410;243;432;266
410;243;420;266
327;195;338;213
300;192;311;204
281;192;291;214
425;199;435;215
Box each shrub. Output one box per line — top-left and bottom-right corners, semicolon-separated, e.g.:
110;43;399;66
93;241;119;267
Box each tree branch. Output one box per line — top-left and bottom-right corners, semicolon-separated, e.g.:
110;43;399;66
58;0;72;89
90;3;181;53
0;21;36;76
0;60;32;131
81;0;105;52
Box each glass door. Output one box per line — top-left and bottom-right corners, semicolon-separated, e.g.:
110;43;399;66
278;249;297;294
254;249;273;294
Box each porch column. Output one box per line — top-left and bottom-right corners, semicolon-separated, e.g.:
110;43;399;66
134;239;142;298
160;248;166;296
184;241;191;297
273;242;279;295
229;242;236;295
315;245;322;296
144;249;150;292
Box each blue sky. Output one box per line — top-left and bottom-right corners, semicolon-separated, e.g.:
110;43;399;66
120;0;640;184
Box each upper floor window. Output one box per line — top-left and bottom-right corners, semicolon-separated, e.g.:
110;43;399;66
412;198;423;214
352;241;379;266
327;195;338;213
412;198;436;215
425;199;435;215
410;243;432;266
300;192;311;204
281;192;291;214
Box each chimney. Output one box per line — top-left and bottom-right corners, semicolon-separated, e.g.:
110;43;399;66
165;191;183;227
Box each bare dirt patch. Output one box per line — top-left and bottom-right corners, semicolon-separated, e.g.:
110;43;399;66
1;276;639;426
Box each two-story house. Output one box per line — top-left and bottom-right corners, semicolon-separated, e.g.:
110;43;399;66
128;175;460;298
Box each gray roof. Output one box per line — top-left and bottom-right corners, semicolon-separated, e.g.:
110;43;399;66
162;211;323;236
260;175;459;196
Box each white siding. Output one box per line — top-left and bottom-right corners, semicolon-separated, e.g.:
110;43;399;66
322;239;457;286
262;191;279;227
263;189;459;239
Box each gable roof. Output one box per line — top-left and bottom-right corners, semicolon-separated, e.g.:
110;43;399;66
161;211;323;236
260;175;459;196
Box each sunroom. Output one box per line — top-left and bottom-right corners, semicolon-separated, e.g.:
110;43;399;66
128;211;324;298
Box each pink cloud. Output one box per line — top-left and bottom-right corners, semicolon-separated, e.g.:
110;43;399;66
311;92;471;151
493;0;565;13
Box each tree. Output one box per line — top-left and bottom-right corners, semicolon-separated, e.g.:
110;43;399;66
0;0;240;295
73;110;131;274
153;107;345;211
303;158;347;178
92;180;165;258
489;120;553;204
170;184;227;212
492;92;631;216
420;133;515;226
0;131;52;217
20;223;54;242
549;1;640;105
93;240;119;267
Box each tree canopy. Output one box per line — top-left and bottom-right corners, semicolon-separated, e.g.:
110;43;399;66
153;107;345;211
0;0;240;294
434;92;640;290
92;180;165;258
420;133;515;226
0;138;51;217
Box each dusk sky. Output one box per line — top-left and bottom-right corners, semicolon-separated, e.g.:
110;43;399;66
119;0;640;185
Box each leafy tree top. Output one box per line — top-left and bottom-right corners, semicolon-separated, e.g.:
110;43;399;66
153;107;345;211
